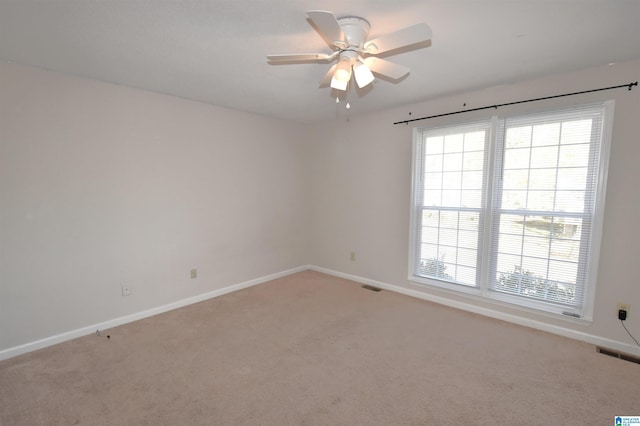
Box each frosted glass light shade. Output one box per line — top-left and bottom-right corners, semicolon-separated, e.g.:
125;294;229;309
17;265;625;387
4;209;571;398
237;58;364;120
330;59;352;91
354;61;374;88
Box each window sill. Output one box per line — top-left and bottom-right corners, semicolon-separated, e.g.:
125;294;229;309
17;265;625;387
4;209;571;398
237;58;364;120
408;274;593;324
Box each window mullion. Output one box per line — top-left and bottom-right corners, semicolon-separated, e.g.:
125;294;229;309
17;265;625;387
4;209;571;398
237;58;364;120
480;116;501;297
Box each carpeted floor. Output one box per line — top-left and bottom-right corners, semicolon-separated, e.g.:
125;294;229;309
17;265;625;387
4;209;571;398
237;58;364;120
1;270;639;425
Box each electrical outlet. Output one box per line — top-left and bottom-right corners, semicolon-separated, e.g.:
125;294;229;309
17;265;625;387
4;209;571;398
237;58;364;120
190;268;197;279
617;302;630;314
617;302;630;320
350;251;356;262
121;285;131;296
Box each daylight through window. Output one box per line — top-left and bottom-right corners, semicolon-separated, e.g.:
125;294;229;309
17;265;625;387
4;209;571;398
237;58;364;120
409;102;613;319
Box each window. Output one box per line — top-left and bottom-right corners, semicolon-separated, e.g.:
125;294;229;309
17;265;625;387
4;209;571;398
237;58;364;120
409;102;613;320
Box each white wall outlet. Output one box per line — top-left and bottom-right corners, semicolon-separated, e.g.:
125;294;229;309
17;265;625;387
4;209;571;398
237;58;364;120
121;285;131;296
190;268;197;279
617;302;630;314
350;251;356;262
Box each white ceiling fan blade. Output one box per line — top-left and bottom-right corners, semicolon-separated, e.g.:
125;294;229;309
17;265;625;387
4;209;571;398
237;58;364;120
364;23;432;54
363;57;410;80
267;53;332;62
307;10;345;47
319;64;337;87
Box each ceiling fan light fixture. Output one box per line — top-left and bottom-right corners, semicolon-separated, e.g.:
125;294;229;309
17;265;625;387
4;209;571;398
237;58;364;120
330;74;349;91
268;10;433;100
353;61;375;88
330;58;352;91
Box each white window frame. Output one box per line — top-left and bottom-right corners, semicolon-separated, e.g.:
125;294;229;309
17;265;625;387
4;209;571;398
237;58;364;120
408;101;614;321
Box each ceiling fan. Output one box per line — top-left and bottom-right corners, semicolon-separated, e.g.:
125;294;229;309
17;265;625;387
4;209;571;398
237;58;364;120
267;10;432;93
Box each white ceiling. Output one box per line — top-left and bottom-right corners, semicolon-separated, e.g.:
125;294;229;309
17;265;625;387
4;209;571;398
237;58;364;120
2;1;640;124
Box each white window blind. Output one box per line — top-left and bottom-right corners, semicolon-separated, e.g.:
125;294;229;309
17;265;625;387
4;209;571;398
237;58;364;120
413;121;491;287
410;102;613;319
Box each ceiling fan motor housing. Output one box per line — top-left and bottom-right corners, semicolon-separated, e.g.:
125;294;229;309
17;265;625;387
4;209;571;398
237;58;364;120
337;16;370;54
333;16;374;89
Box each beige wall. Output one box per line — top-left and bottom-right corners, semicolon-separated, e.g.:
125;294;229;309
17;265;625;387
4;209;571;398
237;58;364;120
0;62;309;351
2;59;639;357
307;60;640;353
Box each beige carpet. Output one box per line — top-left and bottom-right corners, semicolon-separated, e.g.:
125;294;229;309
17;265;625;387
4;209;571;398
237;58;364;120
1;270;639;425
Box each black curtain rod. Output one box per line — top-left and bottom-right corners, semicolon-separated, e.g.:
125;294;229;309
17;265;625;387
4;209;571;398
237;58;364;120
393;81;638;125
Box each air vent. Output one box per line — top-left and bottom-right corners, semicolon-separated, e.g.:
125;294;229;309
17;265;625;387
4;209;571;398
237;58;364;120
362;284;382;292
596;347;640;365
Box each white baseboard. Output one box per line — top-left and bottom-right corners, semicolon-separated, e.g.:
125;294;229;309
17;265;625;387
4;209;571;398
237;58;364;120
308;265;640;357
0;266;307;361
3;264;638;361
